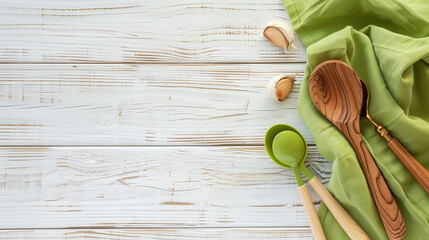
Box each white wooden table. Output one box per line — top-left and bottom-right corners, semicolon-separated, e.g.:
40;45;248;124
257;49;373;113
0;0;331;239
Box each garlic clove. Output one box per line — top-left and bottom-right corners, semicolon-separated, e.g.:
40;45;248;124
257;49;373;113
267;75;295;102
263;20;295;52
264;27;289;48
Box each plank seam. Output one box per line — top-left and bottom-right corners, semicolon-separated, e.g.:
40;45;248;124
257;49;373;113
0;226;312;231
0;144;317;147
0;61;306;65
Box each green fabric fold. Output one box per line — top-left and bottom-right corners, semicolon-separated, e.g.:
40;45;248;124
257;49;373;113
282;0;429;239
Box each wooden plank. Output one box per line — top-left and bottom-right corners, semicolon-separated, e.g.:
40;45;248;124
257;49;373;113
0;63;310;146
0;228;313;239
0;146;331;229
0;0;305;63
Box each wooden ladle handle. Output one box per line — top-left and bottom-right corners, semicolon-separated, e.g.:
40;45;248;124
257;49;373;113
297;184;326;240
387;138;429;195
350;135;406;240
308;177;369;240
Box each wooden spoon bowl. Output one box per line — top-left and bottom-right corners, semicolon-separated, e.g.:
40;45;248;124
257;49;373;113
309;60;406;240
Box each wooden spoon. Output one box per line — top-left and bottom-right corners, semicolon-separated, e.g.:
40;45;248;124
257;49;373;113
308;60;406;240
360;79;429;195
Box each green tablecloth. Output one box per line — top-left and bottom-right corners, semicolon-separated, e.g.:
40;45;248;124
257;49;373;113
282;0;429;239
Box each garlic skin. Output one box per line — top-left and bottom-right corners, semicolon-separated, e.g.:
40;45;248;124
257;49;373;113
267;75;295;102
263;20;296;52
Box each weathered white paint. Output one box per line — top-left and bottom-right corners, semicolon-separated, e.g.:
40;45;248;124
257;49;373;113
0;63;312;145
0;146;331;229
0;228;313;240
0;0;306;63
0;0;325;238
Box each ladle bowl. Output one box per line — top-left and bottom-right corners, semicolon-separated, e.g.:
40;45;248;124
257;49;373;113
265;124;307;169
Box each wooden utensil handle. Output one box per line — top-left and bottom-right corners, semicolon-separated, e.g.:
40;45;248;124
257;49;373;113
297;185;326;240
308;177;369;240
350;136;406;240
387;138;429;195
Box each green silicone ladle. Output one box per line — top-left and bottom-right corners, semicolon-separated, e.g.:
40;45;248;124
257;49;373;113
273;130;307;186
265;124;325;239
265;124;313;186
264;124;369;240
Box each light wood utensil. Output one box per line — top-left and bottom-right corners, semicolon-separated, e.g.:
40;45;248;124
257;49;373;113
307;177;368;240
360;79;429;195
297;183;326;240
309;60;406;240
270;130;326;240
266;124;369;240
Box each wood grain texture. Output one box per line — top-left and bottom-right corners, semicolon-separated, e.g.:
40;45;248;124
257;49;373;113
309;60;406;240
0;63;309;146
297;185;326;240
387;139;429;195
307;178;369;240
0;228;313;240
0;0;306;63
0;146;331;229
361;81;429;195
0;1;318;237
